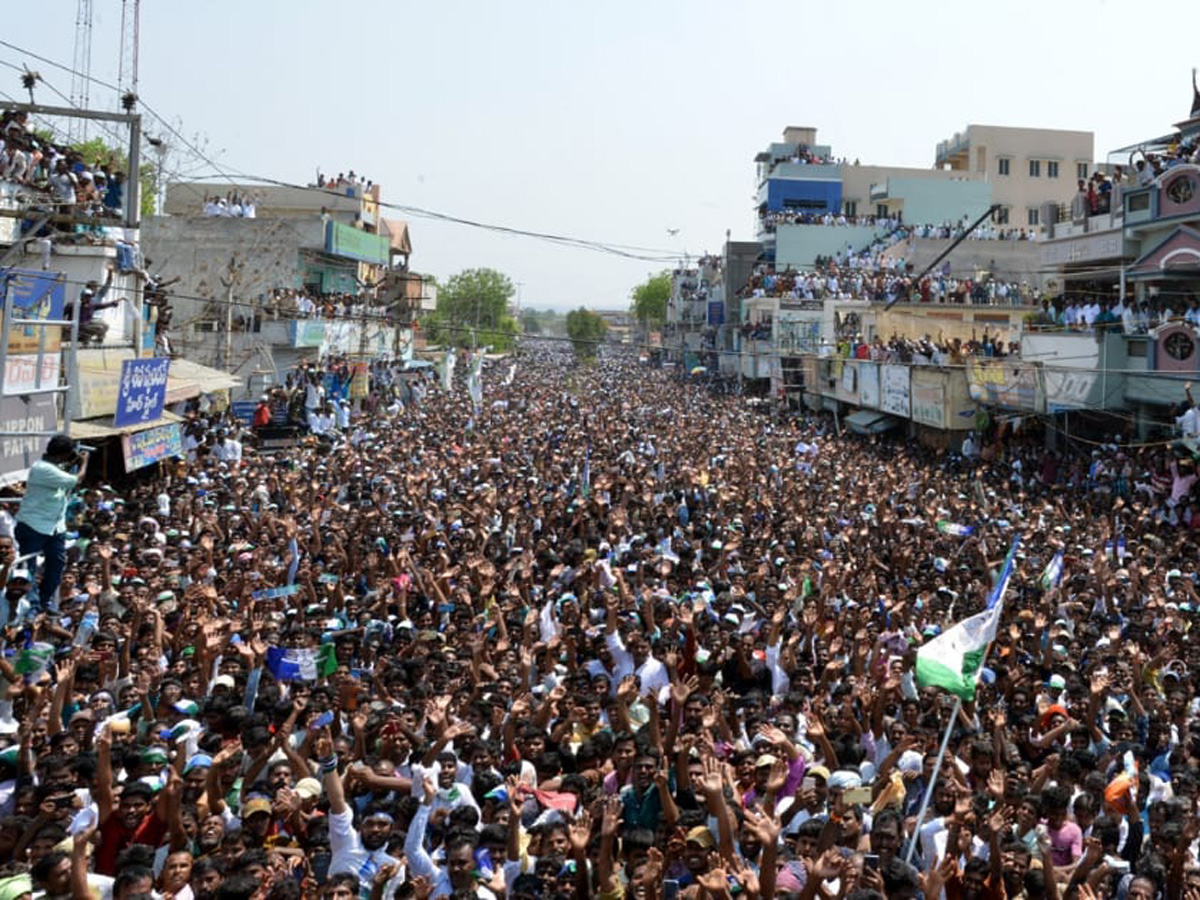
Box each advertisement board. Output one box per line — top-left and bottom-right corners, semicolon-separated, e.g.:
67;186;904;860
911;370;946;428
4;355;61;393
114;358;171;427
0;393;58;484
881;364;911;418
290;320;327;349
966;359;1042;412
858;361;880;409
326;221;389;265
0;268;65;354
122;423;183;472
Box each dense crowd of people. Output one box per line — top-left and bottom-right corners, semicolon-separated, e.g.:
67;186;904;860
740;264;1037;307
1028;295;1200;333
759;212;1039;243
2;342;1200;900
202;194;258;219
1;110;128;221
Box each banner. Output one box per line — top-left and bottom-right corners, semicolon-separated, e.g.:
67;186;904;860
121;423;183;472
881;364;911;418
114;358;170;427
252;584;301;601
966;359;1041;412
290;320;327;349
4;355;60;393
0;393;58;484
858;362;880;409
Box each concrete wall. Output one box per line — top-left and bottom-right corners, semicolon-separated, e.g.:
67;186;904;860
880;176;993;224
142;216;324;366
936;125;1094;228
3;242;137;344
774;223;886;268
164;182;368;224
892;236;1046;286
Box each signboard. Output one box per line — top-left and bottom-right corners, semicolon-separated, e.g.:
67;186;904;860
707;300;725;326
966;359;1041;411
881;364;911;418
4;355;61;394
0;268;65;354
290;319;327;349
121;422;183;472
114;358;171;427
325;221;389;265
232;401;258;424
911;370;946;428
0;393;58;484
77;348;136;419
858;361;880;409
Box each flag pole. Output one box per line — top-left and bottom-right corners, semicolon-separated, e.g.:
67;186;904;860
903;694;961;865
904;534;1020;865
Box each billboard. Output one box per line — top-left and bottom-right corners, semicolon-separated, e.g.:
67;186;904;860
114;358;171;427
122;422;183;472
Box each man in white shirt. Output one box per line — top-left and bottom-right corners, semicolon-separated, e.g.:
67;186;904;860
405;773;495;900
320;734;401;900
210;430;243;464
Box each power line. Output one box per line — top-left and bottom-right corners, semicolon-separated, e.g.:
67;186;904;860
0;41;686;264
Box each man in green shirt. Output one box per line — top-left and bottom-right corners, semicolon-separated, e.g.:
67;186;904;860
14;434;88;616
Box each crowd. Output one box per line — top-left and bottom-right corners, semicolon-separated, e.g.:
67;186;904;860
760;211;1040;244
1;110;128;221
759;212;902;233
740;264;1037;307
3;342;1200;900
1028;295;1200;333
202;195;258;219
312;173;375;194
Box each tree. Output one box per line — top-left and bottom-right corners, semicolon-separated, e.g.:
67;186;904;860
70;136;156;218
427;267;518;351
630;271;670;328
565;307;607;361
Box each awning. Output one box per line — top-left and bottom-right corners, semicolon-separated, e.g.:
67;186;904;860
70;410;184;440
845;409;901;435
165;360;243;405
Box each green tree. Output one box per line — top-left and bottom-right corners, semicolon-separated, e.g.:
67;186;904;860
630;270;670;328
70;136;156;218
428;267;518;351
565;307;608;360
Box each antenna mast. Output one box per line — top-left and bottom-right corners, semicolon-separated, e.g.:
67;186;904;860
68;0;93;141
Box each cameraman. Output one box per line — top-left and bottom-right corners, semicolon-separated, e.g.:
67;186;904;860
13;435;88;616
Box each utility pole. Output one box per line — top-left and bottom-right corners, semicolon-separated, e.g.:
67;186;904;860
219;255;238;372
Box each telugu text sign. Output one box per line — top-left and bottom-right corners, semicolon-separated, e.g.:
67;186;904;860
121;422;183;472
114;358;171;427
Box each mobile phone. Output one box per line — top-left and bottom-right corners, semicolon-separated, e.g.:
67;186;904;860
310;711;334;730
863;854;880;872
843;786;872;805
801;777;816;792
664;880;680;900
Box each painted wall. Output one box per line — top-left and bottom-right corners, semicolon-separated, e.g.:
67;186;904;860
774;223;888;268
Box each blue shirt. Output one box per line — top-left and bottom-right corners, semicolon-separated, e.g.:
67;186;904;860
15;460;78;535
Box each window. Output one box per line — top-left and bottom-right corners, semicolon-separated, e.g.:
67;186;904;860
1029;160;1041;177
876;204;889;218
998;158;1010;176
1077;162;1089;180
844;200;857;218
1047;161;1059;179
992;206;1010;225
1027;207;1040;226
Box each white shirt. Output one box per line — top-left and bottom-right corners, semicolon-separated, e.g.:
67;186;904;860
329;807;401;894
211;439;242;462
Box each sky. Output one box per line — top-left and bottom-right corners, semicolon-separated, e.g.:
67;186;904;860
3;0;1197;310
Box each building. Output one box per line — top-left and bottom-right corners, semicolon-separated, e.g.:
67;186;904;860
0;102;238;481
934;124;1094;231
144;180;433;384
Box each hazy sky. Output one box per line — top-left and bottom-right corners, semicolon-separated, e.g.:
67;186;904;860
3;0;1197;310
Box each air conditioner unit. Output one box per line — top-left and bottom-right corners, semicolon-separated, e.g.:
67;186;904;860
194;321;221;333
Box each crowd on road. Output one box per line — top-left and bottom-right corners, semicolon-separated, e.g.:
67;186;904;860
1;343;1200;900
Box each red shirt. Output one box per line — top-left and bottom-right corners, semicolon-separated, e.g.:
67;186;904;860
95;810;167;876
